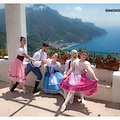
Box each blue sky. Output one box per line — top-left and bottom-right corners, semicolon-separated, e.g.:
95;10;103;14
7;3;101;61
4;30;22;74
45;4;120;28
1;3;120;28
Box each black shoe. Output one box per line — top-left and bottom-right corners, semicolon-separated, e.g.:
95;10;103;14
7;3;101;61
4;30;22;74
10;82;19;92
33;89;40;94
33;81;40;94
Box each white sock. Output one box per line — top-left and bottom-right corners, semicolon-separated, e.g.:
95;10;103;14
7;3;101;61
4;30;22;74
80;92;86;105
64;92;74;105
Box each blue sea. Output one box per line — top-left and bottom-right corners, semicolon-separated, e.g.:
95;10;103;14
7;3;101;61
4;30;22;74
65;27;120;54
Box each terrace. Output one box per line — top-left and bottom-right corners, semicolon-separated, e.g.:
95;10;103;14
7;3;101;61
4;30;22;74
0;80;120;117
0;4;120;117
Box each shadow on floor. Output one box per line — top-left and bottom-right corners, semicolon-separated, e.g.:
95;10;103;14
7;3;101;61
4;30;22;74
0;80;120;117
38;91;91;116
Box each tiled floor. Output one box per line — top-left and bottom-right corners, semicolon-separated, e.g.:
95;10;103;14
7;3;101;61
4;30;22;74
0;80;120;117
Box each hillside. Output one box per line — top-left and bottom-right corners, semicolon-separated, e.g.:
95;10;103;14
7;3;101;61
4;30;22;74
0;4;107;53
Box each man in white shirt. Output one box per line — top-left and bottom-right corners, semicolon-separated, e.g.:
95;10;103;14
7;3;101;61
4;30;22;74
10;43;49;94
25;43;49;94
63;50;86;104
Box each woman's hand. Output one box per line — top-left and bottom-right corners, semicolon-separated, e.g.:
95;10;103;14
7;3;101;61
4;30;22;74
62;74;67;80
94;77;99;82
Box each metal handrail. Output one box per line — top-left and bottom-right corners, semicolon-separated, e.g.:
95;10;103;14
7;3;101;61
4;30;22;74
64;49;120;59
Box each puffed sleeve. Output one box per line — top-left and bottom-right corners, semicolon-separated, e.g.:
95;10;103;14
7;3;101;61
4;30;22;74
56;62;61;68
84;61;90;69
18;48;25;55
64;60;69;74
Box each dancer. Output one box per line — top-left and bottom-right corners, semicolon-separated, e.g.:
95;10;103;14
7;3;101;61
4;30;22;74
42;53;64;97
63;50;86;104
10;42;49;94
59;50;99;112
8;36;39;93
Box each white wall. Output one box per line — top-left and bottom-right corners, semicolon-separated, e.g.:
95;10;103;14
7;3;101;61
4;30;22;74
0;60;120;103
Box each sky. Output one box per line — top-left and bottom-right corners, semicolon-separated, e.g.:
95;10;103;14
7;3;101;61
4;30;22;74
45;4;120;29
0;3;120;29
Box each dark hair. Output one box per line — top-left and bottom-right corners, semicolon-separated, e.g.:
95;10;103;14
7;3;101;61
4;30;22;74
80;50;89;55
20;36;25;41
42;43;50;47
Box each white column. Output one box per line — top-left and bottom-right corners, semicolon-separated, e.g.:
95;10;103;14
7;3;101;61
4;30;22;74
112;71;120;103
5;4;27;61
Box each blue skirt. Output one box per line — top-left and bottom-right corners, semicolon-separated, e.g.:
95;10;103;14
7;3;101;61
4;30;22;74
42;71;63;93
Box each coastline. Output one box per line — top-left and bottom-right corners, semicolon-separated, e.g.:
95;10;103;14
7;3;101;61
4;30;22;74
49;42;79;50
61;43;79;50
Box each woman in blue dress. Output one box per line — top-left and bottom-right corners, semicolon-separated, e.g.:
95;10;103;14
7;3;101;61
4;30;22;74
42;53;64;97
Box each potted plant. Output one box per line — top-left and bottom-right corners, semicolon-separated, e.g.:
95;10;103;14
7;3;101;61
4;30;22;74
0;47;8;59
86;52;95;65
56;50;71;64
47;48;71;64
95;52;120;71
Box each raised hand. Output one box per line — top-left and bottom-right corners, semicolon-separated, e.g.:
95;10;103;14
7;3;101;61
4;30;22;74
44;60;47;64
41;60;47;65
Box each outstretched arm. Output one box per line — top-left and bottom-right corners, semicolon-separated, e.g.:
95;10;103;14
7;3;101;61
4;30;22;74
86;66;99;82
22;53;40;61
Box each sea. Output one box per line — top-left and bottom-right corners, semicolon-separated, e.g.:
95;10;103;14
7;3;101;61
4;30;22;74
64;27;120;55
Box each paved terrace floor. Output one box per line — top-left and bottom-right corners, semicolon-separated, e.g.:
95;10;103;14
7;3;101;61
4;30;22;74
0;80;120;117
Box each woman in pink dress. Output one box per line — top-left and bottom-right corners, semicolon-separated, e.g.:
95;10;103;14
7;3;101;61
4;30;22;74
8;36;39;93
59;50;99;112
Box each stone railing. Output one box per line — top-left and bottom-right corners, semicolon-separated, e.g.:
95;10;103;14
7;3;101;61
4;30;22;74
0;59;120;103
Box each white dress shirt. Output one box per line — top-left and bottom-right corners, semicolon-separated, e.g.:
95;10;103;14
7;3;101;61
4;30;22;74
32;49;47;67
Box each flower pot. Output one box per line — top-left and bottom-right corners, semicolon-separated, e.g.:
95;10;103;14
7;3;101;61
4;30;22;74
57;57;66;64
47;55;66;64
96;61;120;71
47;55;52;59
0;56;3;59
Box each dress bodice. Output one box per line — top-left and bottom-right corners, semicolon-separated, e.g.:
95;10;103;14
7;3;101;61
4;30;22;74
16;47;26;61
74;60;90;74
46;59;61;73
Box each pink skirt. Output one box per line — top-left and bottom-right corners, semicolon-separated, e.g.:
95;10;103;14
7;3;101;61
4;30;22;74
59;72;98;96
8;58;26;84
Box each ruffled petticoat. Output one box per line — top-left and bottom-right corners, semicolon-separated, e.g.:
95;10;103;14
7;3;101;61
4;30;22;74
59;72;98;96
42;71;63;93
8;57;26;84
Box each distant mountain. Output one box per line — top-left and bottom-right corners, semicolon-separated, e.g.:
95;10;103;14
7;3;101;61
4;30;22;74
26;4;107;44
0;9;6;32
0;31;6;49
0;4;107;52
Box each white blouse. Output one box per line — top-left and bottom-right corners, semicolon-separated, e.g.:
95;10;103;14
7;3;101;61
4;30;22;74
47;59;61;68
17;47;26;56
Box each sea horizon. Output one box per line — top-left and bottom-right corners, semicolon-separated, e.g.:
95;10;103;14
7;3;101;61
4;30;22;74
64;27;120;54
